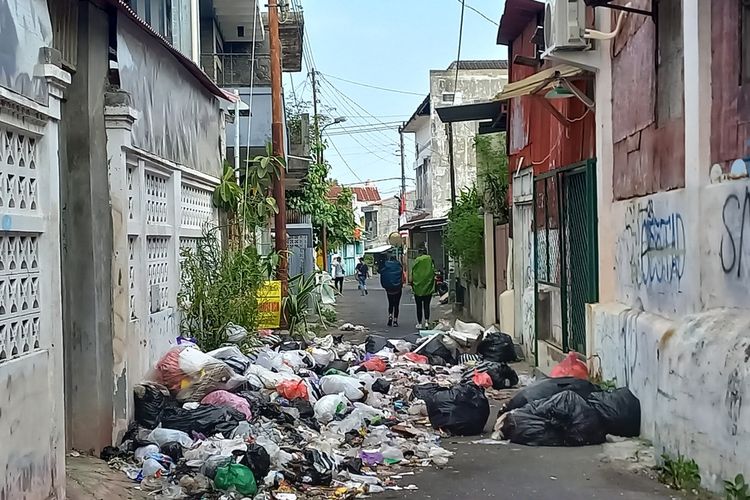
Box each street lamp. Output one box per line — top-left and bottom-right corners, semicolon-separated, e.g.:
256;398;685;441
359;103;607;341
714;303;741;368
318;116;347;272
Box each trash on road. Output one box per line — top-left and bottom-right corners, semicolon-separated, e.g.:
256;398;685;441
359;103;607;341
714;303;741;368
549;351;589;380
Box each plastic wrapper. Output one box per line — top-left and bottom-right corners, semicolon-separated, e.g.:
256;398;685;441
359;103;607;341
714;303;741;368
206;345;251;375
314;394;349;424
200;390;253;419
472;370;493;388
550;351;589;380
276;379;309;401
500;390;606;446
476;331;517;363
214;463;258;496
146;428;193;448
319;375;366;401
502;377;601;413
148;346;245;402
402;352;429;364
361;357;387;372
418;383;490;435
246;364;301;390
587;388;641;437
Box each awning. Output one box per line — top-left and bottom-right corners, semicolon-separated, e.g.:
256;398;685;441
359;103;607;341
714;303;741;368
493;65;586;101
400;216;448;231
434;101;507;134
364;245;393;254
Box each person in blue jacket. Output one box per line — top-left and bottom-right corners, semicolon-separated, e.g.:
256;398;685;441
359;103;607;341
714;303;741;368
380;254;404;327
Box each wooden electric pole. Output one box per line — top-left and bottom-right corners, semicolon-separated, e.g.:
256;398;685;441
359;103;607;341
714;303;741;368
269;1;288;294
311;69;329;273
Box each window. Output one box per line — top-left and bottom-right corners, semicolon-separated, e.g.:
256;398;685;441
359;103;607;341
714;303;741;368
656;0;684;125
237;26;246;38
742;0;750;84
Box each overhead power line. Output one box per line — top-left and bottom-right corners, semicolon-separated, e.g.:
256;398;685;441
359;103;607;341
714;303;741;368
455;0;467;91
319;72;425;96
457;0;499;26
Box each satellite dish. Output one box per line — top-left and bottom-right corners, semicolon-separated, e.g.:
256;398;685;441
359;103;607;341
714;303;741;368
388;232;403;247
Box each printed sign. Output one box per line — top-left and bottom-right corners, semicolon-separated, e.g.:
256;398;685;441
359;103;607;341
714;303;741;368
257;280;282;329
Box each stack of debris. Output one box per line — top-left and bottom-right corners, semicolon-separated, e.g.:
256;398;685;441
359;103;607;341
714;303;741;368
105;320;520;499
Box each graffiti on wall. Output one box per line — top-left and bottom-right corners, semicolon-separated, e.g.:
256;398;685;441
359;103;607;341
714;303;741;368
619;199;686;288
720;186;750;278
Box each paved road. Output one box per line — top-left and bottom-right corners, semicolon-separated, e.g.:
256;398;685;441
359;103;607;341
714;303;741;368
333;280;682;500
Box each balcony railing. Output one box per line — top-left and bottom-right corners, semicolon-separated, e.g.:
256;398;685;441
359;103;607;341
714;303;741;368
201;53;272;87
287;210;312;226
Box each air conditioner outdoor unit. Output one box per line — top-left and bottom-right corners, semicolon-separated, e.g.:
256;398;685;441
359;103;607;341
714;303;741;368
543;0;589;55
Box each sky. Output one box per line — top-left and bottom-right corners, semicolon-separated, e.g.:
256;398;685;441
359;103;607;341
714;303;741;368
283;0;509;201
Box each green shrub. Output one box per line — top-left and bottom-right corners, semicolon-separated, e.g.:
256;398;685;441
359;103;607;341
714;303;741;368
178;231;264;351
658;453;700;492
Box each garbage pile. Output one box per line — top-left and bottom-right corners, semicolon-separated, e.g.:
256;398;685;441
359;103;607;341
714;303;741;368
107;320;520;499
493;353;642;447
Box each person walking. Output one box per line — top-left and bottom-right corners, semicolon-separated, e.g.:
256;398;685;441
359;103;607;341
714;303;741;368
355;257;370;296
331;256;345;294
411;247;435;328
380;255;404;327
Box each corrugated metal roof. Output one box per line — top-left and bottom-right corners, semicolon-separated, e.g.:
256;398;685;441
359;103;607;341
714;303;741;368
446;60;509;70
329;185;382;202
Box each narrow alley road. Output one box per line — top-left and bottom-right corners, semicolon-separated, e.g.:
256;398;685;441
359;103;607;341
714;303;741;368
334;280;680;500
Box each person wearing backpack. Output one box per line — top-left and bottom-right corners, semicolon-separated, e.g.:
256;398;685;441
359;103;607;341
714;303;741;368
380;255;405;327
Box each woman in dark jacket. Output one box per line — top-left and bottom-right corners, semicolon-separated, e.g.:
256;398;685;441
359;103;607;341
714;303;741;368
380;255;404;327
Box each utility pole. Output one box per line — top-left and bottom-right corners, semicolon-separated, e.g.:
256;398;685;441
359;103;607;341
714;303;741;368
399;125;406;202
311;69;329;273
269;1;288;294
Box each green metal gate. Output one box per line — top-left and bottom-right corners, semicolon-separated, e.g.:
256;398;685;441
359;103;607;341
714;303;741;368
533;160;598;356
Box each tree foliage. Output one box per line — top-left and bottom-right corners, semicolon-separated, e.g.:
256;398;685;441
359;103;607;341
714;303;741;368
285;102;356;251
476;132;510;223
445;187;484;270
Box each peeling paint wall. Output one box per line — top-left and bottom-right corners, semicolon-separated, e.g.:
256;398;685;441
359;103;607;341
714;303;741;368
428;68;507;218
592;0;749;490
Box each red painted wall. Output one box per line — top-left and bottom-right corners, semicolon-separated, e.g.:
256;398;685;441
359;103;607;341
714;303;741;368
506;21;596;177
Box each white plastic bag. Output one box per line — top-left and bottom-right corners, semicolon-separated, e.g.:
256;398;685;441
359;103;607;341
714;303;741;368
134;444;160;464
246;364;301;389
319;375;366;401
331;402;384;434
225;322;248;343
455;319;485;337
310;348;336;367
314;394;349;424
146;428;193;448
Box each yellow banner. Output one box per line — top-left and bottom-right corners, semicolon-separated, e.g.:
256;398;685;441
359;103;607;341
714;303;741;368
257;280;282;329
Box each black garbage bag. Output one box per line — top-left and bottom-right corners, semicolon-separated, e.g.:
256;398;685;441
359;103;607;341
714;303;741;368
418;334;457;365
503;376;601;413
323;359;350;374
372;378;391;394
411;383;441;402
160;441;184;462
461;362;519;390
279;338;307;351
421;383;490;435
100;446;123;462
500;390;606;446
476;331;517;363
365;335;389;354
237;390;270;414
339;457;363;474
588;388;641;437
133;382;171;428
290;398;314;418
160;405;245;436
237;443;271;482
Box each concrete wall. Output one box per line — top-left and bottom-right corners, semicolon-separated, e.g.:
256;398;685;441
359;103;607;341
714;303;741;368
428;68;507;218
589;0;750;490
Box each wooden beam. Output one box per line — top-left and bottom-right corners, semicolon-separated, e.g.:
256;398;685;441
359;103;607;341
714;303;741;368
529;94;572;127
513;55;541;68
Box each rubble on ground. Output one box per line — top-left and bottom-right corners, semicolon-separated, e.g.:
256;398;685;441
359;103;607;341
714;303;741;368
107;319;522;499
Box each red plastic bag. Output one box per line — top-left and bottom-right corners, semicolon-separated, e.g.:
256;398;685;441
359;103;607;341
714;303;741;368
403;352;429;364
276;380;309;400
550;352;589;380
362;357;387;372
472;370;493;388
